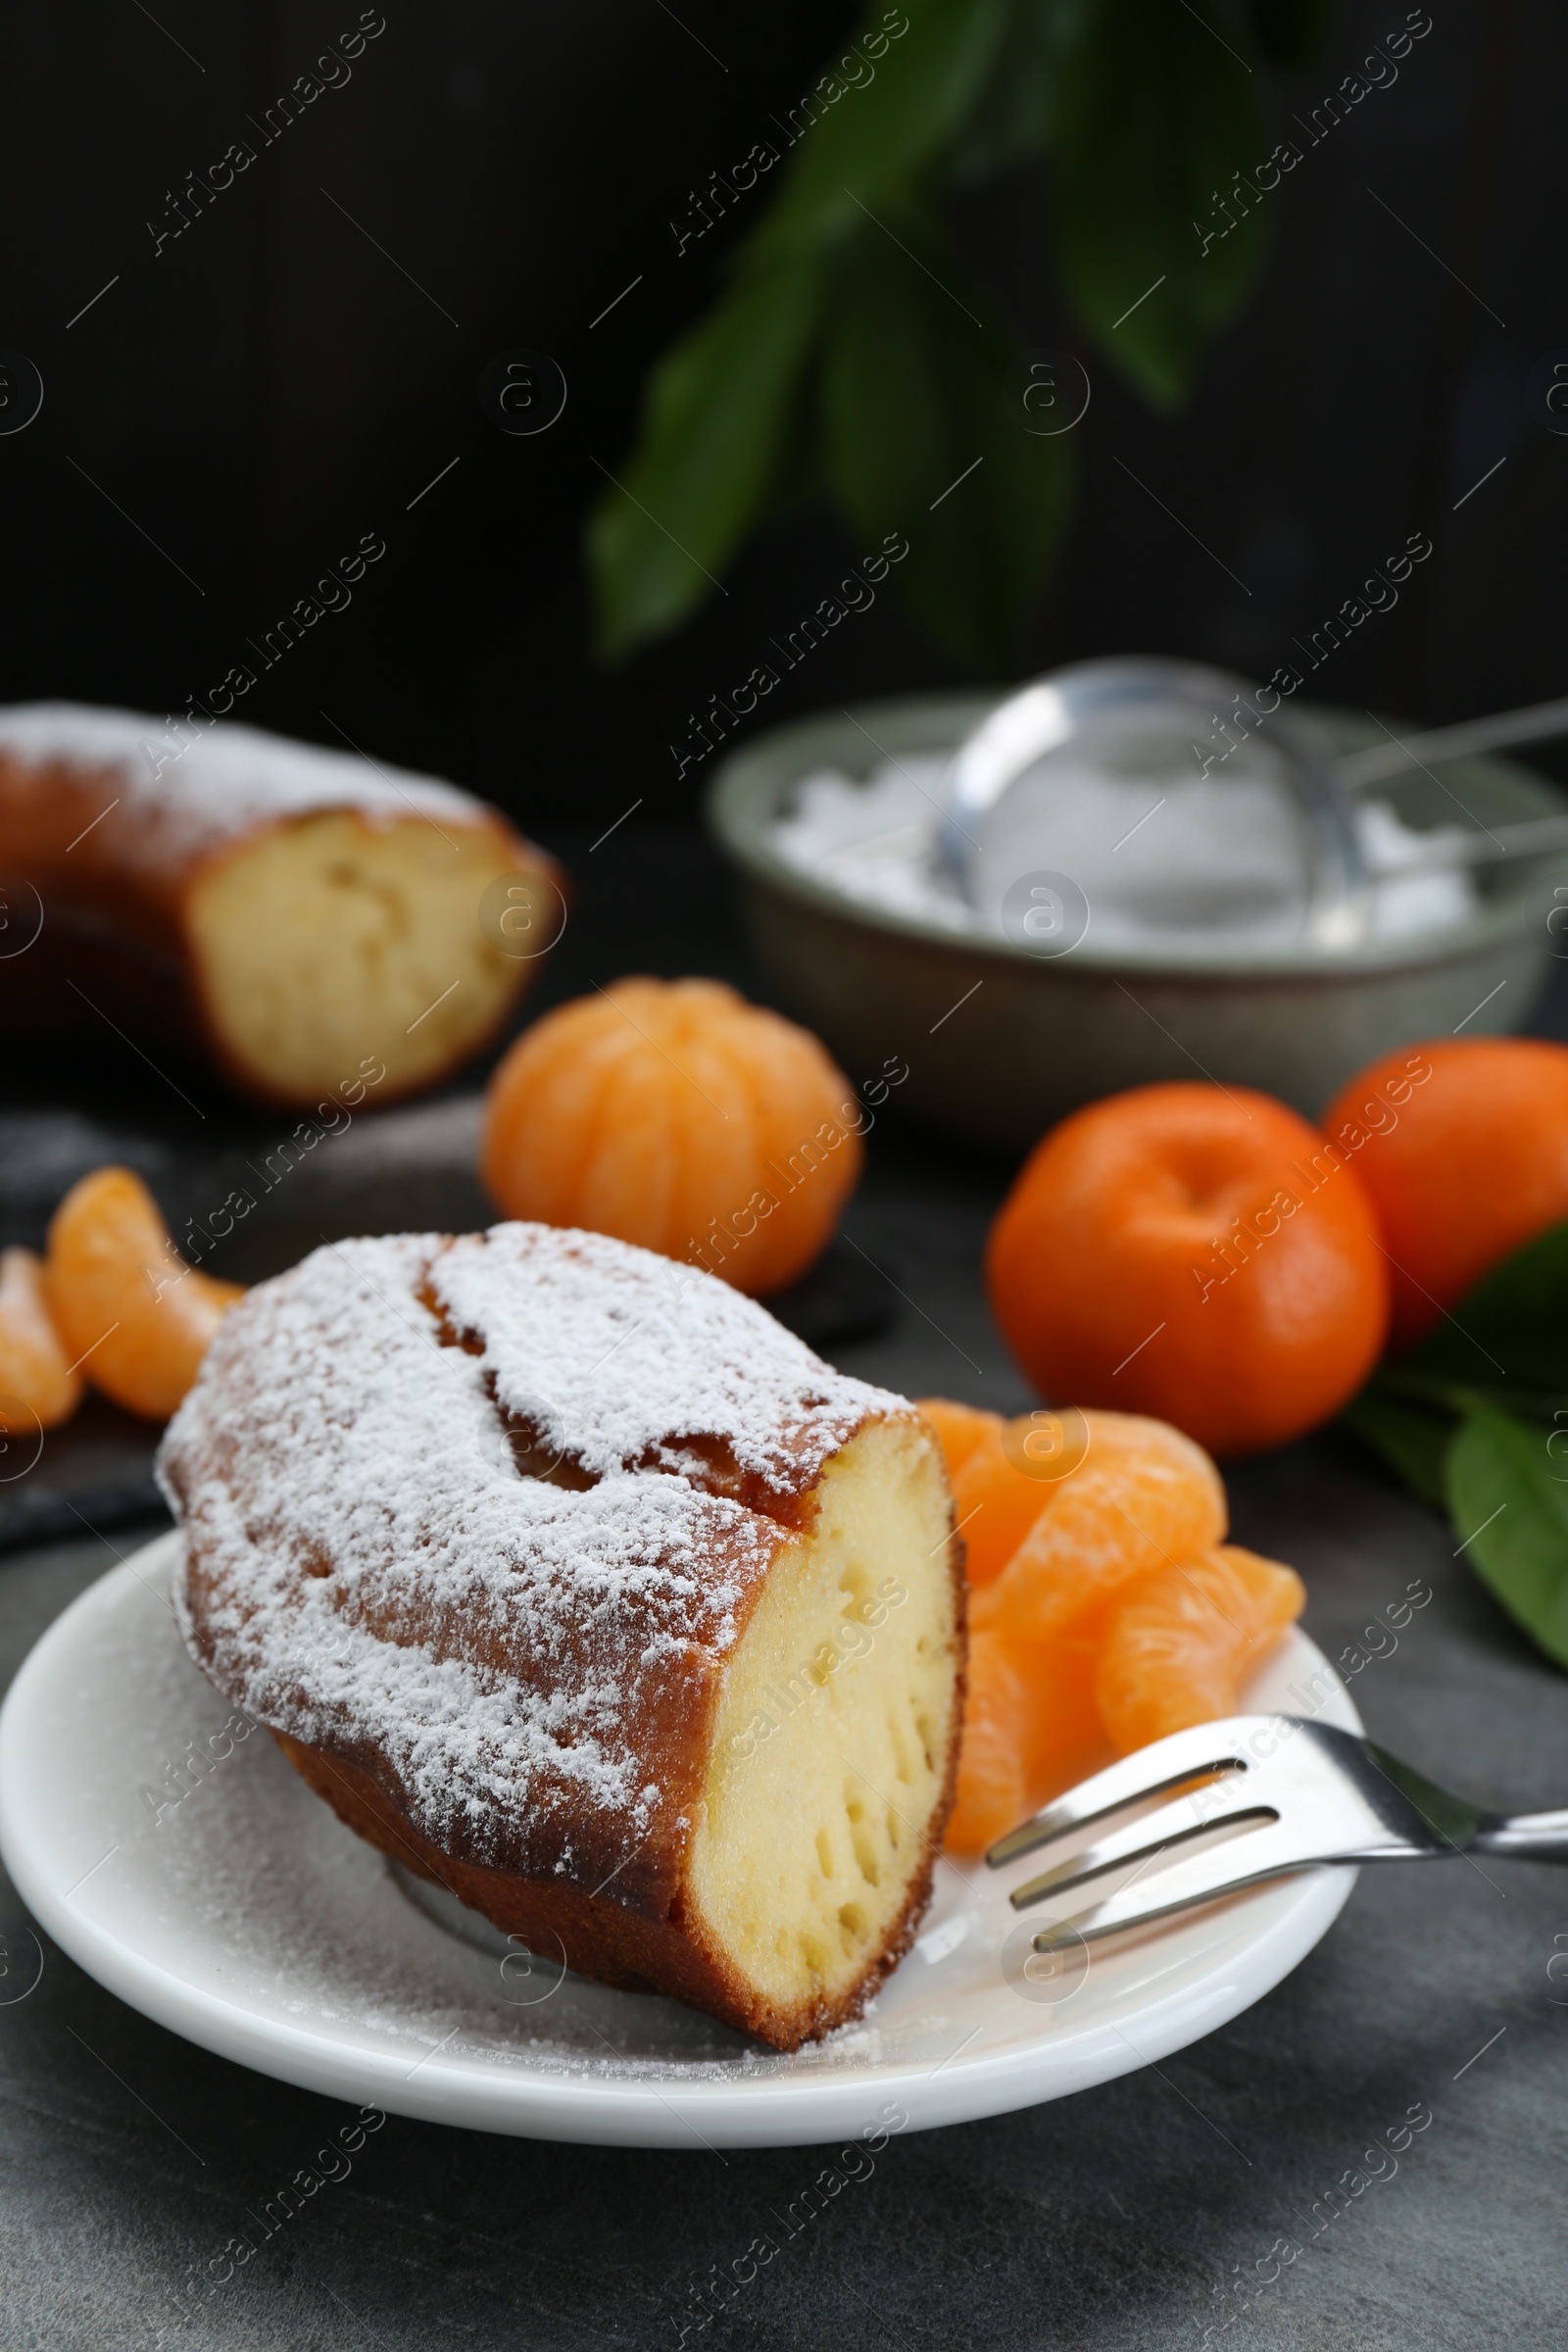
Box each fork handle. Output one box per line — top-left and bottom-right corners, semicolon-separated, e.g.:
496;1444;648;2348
1473;1809;1568;1859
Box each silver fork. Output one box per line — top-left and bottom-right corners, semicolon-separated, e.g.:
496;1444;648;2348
987;1714;1568;1950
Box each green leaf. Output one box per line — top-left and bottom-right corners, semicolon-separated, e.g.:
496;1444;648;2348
1339;1389;1453;1510
586;261;820;660
748;0;1013;262
1052;0;1270;407
590;0;1300;667
817;218;1073;672
1392;1217;1568;1404
1245;0;1338;68
1446;1405;1568;1670
948;0;1089;182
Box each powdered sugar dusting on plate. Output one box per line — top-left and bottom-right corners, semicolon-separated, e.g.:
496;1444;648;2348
157;1225;903;1905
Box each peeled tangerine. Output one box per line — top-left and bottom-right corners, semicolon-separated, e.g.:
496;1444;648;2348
944;1626;1107;1856
46;1168;244;1421
1095;1544;1305;1753
0;1249;82;1432
970;1410;1228;1642
913;1397;999;1486
481;977;863;1295
918;1399;1304;1853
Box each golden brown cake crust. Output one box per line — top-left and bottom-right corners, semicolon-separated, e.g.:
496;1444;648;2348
0;703;557;1105
160;1223;963;2048
276;1683;962;2049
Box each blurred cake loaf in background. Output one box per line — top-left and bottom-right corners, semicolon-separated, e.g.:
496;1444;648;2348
0;704;562;1108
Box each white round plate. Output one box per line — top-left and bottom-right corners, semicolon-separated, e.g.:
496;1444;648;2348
0;1534;1361;2147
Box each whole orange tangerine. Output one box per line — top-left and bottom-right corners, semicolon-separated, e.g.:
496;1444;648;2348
1321;1038;1568;1346
481;977;863;1296
986;1083;1389;1457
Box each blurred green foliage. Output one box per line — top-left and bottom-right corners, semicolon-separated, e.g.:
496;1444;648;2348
588;0;1335;674
1345;1220;1568;1671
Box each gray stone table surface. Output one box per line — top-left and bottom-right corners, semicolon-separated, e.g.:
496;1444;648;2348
4;1134;1568;2351
3;829;1567;2347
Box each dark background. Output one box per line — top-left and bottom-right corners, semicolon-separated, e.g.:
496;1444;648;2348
3;0;1566;858
7;14;1568;2341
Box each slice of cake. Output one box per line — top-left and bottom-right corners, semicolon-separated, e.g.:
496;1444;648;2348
0;703;562;1106
158;1223;964;2048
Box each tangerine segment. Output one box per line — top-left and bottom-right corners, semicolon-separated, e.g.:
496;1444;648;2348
971;1415;1226;1645
946;1628;1112;1853
1094;1544;1305;1754
946;1630;1031;1854
1016;1630;1114;1808
914;1397;1002;1482
950;1421;1059;1588
929;1401;1166;1591
0;1248;83;1432
46;1168;245;1421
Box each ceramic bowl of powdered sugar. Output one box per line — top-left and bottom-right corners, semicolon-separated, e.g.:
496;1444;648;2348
707;693;1568;1152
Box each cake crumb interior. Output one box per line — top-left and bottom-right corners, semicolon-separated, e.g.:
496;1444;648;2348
687;1415;957;2016
186;810;523;1098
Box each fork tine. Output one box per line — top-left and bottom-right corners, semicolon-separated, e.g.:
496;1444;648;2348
986;1716;1265;1869
1008;1788;1278;1911
1030;1820;1314;1949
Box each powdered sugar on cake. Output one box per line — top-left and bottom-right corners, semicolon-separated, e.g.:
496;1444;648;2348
0;702;480;858
432;1221;895;1486
157;1225;903;1901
